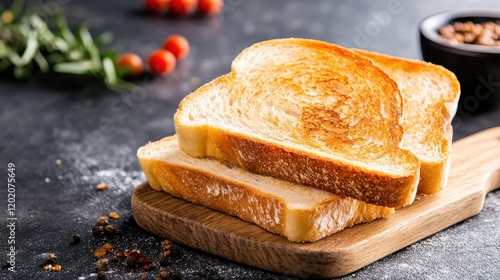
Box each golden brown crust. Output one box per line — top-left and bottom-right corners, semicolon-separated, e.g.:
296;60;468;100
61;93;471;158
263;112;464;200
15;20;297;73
203;127;419;208
137;136;395;242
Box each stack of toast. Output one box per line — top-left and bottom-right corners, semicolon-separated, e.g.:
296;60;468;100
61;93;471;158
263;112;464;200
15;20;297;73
137;38;460;242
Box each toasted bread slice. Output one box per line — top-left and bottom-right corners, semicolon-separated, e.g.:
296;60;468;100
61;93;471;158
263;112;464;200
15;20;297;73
174;38;420;208
355;49;460;194
137;136;395;243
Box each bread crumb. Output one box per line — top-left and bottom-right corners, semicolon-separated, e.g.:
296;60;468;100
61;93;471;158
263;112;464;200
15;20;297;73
71;233;81;245
52;264;61;272
158;267;170;279
97;258;109;271
44;252;57;264
109;212;120;220
94;248;108;258
43;264;51;271
115;251;125;258
43;264;61;272
94;243;114;258
125;249;154;270
97;183;108;191
96;215;109;226
103;224;117;234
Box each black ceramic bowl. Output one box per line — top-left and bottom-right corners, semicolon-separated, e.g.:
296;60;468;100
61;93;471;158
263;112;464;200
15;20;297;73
420;10;500;113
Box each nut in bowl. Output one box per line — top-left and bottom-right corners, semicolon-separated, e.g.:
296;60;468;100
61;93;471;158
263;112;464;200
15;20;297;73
420;10;500;113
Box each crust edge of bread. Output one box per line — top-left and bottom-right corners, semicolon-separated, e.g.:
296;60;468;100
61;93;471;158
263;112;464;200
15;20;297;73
175;123;420;208
138;136;395;243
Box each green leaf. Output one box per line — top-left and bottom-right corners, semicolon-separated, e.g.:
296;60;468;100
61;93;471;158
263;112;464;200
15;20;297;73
102;57;117;84
4;44;22;64
100;50;118;61
29;14;47;31
52;37;69;52
87;44;101;72
67;49;83;61
46;53;66;64
115;67;131;79
33;50;48;72
17;33;38;65
57;14;75;44
77;24;93;50
0;0;134;94
54;60;93;74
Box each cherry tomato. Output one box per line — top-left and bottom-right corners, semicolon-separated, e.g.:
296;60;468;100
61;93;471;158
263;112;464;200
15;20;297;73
148;49;176;75
116;53;143;77
169;0;197;16
163;35;190;60
198;0;223;16
144;0;170;13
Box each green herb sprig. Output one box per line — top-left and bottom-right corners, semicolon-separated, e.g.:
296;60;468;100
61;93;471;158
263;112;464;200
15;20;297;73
0;1;133;92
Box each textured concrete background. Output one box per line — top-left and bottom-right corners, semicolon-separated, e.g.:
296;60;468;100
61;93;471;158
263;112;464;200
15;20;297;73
0;0;499;279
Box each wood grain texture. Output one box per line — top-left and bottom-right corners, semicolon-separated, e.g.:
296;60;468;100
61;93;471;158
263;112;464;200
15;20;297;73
132;127;500;278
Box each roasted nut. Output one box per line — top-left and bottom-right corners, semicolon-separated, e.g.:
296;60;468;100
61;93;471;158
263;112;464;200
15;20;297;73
103;224;117;235
97;258;109;271
44;252;57;264
52;264;61;272
42;263;61;272
109;212;120;220
43;264;52;271
125;249;154;270
96;215;109;226
71;233;81;245
161;240;174;250
438;25;455;39
463;32;476;43
159;267;170;279
94;243;114;258
453;21;464;31
97;183;108;191
101;243;114;252
452;33;464;43
94;248;107;259
92;226;103;237
439;20;500;47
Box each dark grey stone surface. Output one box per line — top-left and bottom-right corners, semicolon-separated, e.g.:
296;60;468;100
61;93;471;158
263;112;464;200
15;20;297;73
0;0;499;279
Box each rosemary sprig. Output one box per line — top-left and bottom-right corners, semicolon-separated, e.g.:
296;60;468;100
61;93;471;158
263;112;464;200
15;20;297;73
0;1;134;92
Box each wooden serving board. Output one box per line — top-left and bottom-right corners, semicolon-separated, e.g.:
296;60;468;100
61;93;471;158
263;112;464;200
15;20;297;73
132;127;500;278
